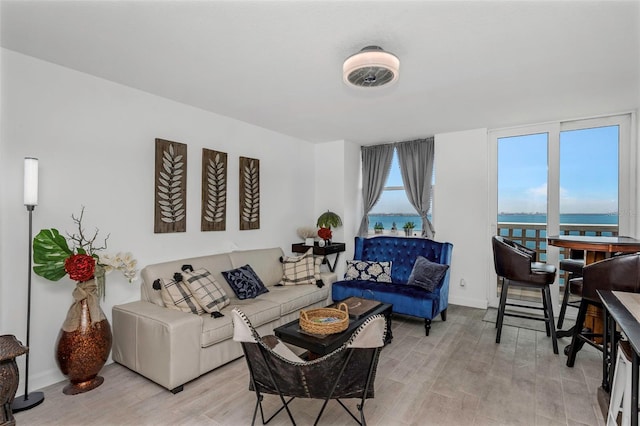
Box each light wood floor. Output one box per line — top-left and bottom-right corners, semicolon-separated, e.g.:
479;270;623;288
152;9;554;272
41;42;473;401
14;305;605;425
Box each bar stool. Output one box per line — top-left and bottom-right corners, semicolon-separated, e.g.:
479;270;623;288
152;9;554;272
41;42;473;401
492;236;558;354
566;253;640;367
557;249;585;329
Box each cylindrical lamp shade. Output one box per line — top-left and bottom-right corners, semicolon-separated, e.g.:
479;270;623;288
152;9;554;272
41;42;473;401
24;157;38;206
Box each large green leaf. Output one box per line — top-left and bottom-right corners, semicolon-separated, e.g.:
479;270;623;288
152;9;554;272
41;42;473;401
33;229;72;281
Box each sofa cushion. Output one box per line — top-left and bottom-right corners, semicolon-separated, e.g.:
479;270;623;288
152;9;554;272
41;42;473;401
222;264;269;300
200;298;280;347
332;279;437;318
160;275;205;315
344;260;392;283
260;283;330;316
182;268;230;313
229;247;285;287
279;249;321;286
407;256;450;292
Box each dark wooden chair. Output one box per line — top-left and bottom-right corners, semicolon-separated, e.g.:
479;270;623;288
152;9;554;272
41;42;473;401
566;253;640;367
492;236;558;354
232;308;386;426
557;249;585;329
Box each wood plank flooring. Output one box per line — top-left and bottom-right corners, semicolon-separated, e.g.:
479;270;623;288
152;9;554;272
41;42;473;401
14;305;605;425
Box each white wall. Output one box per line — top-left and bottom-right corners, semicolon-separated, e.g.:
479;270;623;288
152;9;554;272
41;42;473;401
0;48;319;392
313;139;360;278
434;128;490;309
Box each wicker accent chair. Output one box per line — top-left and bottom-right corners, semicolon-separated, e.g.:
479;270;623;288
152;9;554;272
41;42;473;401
232;308;386;426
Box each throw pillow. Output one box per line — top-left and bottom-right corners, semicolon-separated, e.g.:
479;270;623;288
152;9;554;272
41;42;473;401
181;268;230;314
221;264;269;300
406;256;449;292
279;249;322;286
344;260;392;283
160;273;205;315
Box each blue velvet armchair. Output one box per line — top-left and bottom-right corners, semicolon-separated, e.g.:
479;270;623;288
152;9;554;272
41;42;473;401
332;236;453;335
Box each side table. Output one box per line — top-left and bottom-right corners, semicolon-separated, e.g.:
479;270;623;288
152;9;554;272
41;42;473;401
1;335;28;426
291;242;346;273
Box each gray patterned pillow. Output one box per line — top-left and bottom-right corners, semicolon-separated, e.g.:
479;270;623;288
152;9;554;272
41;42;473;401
344;260;392;283
181;268;230;313
407;256;449;292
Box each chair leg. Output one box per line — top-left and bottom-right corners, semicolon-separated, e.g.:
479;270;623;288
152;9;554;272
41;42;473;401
440;309;447;322
566;299;589;367
541;288;551;337
543;285;558;354
424;319;431;336
496;278;509;344
557;276;571;329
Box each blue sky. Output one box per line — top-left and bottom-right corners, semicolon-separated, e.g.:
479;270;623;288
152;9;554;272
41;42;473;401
371;125;619;215
498;126;619;214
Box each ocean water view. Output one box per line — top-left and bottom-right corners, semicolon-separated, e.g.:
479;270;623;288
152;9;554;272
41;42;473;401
368;213;618;232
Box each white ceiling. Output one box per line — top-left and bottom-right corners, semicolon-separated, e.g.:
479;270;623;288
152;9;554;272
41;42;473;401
1;0;639;145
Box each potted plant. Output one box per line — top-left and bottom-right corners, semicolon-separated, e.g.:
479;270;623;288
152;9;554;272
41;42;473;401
390;222;398;235
374;222;384;234
403;221;415;236
316;210;342;244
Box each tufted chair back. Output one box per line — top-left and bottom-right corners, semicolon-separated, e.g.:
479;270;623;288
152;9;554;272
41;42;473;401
581;253;640;302
354;236;453;284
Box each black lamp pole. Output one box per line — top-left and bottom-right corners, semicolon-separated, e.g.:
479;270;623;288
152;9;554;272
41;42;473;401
13;158;44;412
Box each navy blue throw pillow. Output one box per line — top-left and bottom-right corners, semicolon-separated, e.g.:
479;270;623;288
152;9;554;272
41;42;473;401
221;264;269;300
406;256;449;293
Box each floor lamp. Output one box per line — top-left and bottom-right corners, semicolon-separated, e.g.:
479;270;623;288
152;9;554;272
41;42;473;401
13;157;45;412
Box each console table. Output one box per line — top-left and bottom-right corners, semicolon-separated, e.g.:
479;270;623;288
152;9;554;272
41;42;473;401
291;242;346;272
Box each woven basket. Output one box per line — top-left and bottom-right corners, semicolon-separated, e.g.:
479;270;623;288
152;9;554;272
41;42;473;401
299;303;349;335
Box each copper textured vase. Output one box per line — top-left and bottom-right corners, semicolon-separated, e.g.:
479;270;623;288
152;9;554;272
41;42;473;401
56;281;112;395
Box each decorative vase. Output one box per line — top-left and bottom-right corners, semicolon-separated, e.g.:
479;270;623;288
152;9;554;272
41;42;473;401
404;228;412;236
56;280;112;395
1;335;28;426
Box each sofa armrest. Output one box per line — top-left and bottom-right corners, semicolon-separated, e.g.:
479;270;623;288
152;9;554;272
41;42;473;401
112;301;203;392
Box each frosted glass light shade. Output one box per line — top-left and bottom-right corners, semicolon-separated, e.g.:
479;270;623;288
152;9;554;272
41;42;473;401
343;46;400;87
24;157;38;206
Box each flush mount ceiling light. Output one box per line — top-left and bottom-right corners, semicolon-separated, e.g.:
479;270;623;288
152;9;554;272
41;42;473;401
343;46;400;88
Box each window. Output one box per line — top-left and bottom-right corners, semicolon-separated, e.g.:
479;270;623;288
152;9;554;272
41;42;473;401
368;150;433;234
490;113;633;307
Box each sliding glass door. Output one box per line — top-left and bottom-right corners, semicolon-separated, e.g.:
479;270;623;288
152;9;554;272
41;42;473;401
489;114;633;308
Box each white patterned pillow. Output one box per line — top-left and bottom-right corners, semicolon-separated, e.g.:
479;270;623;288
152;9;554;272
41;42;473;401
279;249;322;286
181;268;230;313
160;274;205;315
344;260;392;283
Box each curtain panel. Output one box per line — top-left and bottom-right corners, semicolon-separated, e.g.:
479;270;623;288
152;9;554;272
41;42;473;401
358;144;394;236
396;137;436;238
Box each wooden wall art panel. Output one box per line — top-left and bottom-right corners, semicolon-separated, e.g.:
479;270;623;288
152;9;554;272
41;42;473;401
239;156;260;230
201;149;227;231
154;138;187;233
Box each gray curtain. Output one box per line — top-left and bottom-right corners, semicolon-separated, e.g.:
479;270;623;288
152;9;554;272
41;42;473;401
396;138;436;238
358;144;394;236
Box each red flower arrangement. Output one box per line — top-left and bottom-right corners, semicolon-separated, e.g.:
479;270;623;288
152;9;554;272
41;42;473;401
317;227;332;241
64;254;96;282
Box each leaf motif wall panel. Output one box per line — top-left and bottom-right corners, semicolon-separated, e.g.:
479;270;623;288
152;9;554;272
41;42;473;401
154;138;187;233
239;156;260;230
201;149;227;231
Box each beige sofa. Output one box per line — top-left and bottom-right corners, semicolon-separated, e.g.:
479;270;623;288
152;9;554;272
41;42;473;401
112;247;336;393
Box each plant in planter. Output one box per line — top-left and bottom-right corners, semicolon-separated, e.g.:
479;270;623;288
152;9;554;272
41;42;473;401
403;221;415;236
390;222;398;235
374;222;384;234
316;210;342;243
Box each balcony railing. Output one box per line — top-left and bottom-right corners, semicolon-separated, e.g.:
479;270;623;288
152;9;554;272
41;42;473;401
497;222;618;296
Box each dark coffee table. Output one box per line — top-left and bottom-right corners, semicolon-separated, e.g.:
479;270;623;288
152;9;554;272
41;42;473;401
274;297;393;356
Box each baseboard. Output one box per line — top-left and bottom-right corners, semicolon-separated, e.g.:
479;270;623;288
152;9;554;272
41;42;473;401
449;296;488;310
